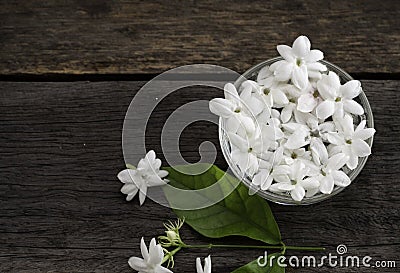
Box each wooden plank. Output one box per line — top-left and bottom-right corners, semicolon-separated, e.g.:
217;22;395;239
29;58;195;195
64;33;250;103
0;0;399;75
0;80;399;272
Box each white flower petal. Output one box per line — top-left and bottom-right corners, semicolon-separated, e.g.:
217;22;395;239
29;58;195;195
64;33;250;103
278;183;296;191
232;149;252;172
257;65;273;82
121;183;138;195
274;62;293;82
252;169;269;186
258;76;275;87
327;153;349;171
343;99;364;115
316;100;335;120
297;93;318;113
204;255;212;273
139;184;148;205
209;98;234;118
196;257;204;273
271;88;289;106
158;170;169;178
291;185;306;201
225;116;240;133
307;62;327;72
148;239;164;265
155;265;174;273
320;175;334;194
340;80;361;99
351;139;371;157
317;72;339;100
228;133;248;152
118;169;136;183
292;36;311;57
301;177;320;189
332;170;351;187
281;103;294;123
353;128;376;141
306;187;319;197
261;175;274;191
305;50;324;63
310;137;328;165
269;60;287;72
339;114;355;136
308;70;322;80
285;132;309;150
128;257;147;271
224;83;239;101
245;96;265;116
238;115;256;134
347;153;359;170
126;192;137;201
277;45;295;61
140;237;149;261
292;65;308;90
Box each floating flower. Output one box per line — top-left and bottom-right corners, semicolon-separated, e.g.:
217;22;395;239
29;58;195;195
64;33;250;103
196;255;212;273
270;36;327;90
128;238;173;273
118;150;168;205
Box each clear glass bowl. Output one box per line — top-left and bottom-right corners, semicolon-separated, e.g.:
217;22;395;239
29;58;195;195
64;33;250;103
219;57;374;205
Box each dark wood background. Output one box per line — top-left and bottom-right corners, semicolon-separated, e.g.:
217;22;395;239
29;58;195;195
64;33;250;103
0;1;399;272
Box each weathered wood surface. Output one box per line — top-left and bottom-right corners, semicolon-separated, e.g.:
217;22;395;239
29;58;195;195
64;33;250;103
0;81;399;272
1;0;400;75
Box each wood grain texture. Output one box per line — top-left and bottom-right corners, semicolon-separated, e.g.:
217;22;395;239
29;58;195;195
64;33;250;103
0;80;399;272
1;0;399;75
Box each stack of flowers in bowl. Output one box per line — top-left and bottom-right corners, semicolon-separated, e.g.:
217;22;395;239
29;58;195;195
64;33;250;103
210;35;375;204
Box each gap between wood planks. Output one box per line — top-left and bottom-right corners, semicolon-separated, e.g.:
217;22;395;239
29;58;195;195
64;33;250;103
0;72;400;82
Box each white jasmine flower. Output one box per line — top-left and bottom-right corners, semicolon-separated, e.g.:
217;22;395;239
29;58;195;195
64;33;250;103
297;83;322;113
269;161;319;201
327;115;375;170
209;83;261;134
315;153;351;194
281;97;317;124
283;147;312;165
196;255;212;273
271;35;327;90
261;118;285;148
128;237;172;273
257;64;275;87
309;137;328;166
252;147;290;191
316;71;364;120
254;73;289;107
228;132;264;175
118;150;168;205
282;123;311;150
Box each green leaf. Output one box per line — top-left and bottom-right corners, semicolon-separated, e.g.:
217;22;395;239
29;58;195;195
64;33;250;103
163;164;281;245
232;253;285;273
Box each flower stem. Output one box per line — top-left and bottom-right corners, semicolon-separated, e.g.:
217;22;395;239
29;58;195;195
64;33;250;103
183;244;325;252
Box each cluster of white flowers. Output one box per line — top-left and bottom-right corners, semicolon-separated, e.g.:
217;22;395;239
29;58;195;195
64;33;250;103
210;36;375;201
128;237;212;273
118;150;169;205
